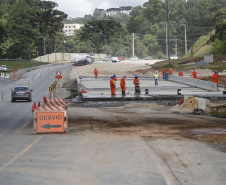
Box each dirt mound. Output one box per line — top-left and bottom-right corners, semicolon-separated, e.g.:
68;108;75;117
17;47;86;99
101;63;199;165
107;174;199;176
179;96;199;109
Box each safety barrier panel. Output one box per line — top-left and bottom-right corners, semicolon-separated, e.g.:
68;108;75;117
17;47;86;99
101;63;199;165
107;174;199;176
33;98;68;134
11;73;18;80
1;73;5;78
45;98;68;108
33;109;68;134
5;74;9;78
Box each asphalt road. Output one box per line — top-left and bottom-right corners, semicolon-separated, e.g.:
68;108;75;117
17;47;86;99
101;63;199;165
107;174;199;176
0;63;71;137
0;62;173;185
0;61;225;185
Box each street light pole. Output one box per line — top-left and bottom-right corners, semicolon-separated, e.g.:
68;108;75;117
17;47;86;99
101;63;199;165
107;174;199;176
181;24;187;54
63;40;65;60
132;33;135;57
160;22;168;59
166;22;168;59
166;0;170;64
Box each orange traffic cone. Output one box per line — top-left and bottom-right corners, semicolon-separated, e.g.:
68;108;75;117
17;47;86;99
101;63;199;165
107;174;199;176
82;90;89;93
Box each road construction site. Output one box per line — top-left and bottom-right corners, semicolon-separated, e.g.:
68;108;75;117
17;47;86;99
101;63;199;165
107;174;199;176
60;59;226;184
1;60;225;185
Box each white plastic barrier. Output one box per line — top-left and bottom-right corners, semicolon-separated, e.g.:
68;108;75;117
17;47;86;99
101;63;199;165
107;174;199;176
77;74;82;96
5;74;9;78
1;73;5;78
169;75;217;91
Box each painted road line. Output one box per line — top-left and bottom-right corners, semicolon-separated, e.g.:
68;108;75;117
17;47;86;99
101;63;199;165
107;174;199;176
0;137;41;171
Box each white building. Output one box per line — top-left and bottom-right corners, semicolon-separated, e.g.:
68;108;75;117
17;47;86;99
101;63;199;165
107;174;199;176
63;24;84;36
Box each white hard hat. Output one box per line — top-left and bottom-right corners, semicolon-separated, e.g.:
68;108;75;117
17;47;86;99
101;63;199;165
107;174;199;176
156;71;158;73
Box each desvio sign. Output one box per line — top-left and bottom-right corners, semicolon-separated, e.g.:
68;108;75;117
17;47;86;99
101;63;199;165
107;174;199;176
36;112;64;133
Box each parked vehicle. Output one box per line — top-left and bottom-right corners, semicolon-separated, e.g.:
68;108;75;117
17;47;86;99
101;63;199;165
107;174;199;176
145;56;152;60
118;56;125;61
103;56;111;62
73;53;94;66
170;56;178;59
0;65;8;72
130;56;138;61
11;86;33;102
112;57;120;62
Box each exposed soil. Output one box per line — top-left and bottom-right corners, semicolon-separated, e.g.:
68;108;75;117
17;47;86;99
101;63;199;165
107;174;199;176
66;60;226;184
68;102;226;151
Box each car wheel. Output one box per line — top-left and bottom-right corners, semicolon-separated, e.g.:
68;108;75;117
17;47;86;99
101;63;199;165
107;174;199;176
11;98;15;102
28;98;32;102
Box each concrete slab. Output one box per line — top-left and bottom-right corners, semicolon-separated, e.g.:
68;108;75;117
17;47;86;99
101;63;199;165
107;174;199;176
77;76;226;101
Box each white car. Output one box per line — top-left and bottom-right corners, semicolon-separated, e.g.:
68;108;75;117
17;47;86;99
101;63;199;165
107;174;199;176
170;56;178;59
130;56;138;61
112;57;119;62
0;65;8;72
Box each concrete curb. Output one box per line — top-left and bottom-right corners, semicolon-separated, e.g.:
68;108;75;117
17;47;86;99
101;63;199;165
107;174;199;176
168;75;217;92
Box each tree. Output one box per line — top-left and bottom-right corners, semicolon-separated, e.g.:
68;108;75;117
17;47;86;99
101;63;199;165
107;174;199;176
126;6;149;35
79;20;124;53
31;0;67;55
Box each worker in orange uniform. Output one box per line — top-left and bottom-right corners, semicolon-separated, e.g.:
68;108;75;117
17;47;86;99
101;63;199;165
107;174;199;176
212;71;220;84
110;76;116;95
94;68;98;79
192;69;197;79
169;68;173;75
113;74;117;95
178;71;183;76
133;75;140;94
162;68;166;79
120;75;126;96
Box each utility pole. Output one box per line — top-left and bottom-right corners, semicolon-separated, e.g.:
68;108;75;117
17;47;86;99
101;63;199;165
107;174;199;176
175;39;177;57
160;22;168;59
166;22;168;59
191;0;194;58
166;0;170;64
132;33;135;57
184;24;187;54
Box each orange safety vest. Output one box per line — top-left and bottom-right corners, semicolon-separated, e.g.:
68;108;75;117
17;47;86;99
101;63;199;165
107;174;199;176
192;71;197;79
134;78;140;86
110;79;115;87
120;77;126;91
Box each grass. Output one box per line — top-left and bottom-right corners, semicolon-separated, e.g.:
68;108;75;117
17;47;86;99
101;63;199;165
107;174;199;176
199;62;226;72
0;61;48;73
184;30;215;58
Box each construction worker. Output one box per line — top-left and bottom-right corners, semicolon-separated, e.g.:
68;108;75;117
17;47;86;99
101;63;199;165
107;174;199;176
120;75;126;96
178;71;183;76
113;74;117;95
133;75;140;94
110;76;116;95
154;71;159;86
162;68;166;79
192;69;197;79
169;68;173;75
212;71;220;84
94;68;98;79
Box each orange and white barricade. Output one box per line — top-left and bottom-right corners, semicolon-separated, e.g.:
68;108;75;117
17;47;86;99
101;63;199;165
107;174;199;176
33;99;68;134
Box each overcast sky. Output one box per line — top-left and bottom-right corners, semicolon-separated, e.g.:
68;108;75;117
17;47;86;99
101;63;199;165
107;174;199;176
48;0;148;18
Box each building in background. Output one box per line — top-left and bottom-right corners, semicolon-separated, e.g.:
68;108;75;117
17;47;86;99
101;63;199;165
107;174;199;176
63;24;84;36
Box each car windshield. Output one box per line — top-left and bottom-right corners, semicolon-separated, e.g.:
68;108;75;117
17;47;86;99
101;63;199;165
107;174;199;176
14;87;28;92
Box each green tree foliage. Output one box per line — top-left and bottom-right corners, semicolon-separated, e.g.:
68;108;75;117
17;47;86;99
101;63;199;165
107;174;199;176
0;0;67;59
125;0;226;57
212;8;226;54
78;20;124;53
